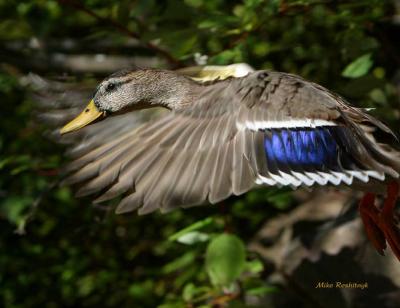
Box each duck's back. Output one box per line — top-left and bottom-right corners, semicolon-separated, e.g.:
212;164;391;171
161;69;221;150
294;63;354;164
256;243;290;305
33;69;400;215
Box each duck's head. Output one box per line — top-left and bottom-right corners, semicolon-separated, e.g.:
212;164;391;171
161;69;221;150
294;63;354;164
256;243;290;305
60;69;196;134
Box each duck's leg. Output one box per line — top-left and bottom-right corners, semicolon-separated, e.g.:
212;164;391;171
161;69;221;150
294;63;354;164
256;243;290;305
379;182;400;260
358;182;400;260
358;192;386;255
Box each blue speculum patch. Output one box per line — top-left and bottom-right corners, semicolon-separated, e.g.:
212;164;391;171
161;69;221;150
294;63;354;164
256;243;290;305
264;127;343;171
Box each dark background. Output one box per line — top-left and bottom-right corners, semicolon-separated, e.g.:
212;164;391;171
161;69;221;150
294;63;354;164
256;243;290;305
1;0;400;307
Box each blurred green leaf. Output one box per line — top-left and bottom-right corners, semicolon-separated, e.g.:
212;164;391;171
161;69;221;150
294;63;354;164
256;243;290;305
0;72;18;93
342;53;373;78
162;251;196;274
265;189;293;210
182;283;210;302
205;234;246;287
246;285;277;296
184;0;203;8
0;195;33;228
168;217;214;242
176;231;209;245
244;259;264;274
369;88;387;105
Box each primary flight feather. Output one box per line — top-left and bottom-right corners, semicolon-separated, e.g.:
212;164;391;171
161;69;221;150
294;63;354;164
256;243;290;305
34;65;400;260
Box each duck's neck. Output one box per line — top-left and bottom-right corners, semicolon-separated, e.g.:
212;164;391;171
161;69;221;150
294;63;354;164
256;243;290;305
146;71;203;110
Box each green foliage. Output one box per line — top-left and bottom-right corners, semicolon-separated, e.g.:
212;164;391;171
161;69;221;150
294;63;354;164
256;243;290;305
1;0;399;307
168;217;216;243
206;233;246;287
342;53;374;78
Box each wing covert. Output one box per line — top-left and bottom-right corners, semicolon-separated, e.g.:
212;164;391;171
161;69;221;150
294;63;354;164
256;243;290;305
47;70;399;214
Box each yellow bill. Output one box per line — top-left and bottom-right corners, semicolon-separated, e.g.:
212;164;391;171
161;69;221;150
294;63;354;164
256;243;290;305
60;100;105;134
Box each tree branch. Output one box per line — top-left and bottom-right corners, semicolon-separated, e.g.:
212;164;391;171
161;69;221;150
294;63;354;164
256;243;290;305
57;0;183;68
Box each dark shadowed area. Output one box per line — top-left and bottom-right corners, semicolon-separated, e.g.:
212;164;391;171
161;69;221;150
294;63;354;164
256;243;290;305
1;1;400;307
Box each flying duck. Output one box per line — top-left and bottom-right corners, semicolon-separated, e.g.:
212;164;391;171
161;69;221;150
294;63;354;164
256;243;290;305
51;65;400;260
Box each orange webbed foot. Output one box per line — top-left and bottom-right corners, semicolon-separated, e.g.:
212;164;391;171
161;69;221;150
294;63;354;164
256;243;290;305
379;182;400;260
358;192;386;255
359;182;400;261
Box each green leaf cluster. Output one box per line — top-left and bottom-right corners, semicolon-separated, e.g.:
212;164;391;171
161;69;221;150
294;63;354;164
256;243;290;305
1;0;399;307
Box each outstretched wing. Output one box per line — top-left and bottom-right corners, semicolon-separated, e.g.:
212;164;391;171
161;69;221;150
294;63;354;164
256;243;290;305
61;70;400;214
28;74;165;157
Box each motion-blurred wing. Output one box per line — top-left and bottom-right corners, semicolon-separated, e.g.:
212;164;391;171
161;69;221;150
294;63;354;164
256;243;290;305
60;71;400;215
28;73;166;157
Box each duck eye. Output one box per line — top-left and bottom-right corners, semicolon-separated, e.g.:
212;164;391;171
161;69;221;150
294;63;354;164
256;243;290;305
106;83;116;92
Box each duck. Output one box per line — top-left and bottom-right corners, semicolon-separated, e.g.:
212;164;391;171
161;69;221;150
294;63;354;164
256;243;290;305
55;64;400;260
